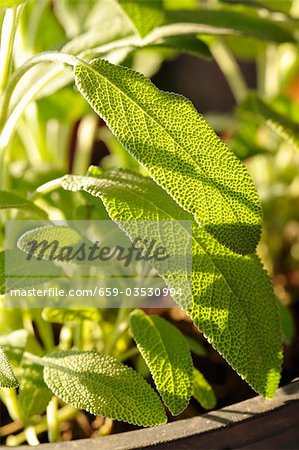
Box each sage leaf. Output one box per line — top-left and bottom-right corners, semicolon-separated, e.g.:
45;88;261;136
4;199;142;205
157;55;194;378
193;368;216;410
243;95;299;151
165;9;295;43
19;363;52;417
117;0;164;38
129;309;193;415
1;249;64;296
0;330;29;367
0;191;47;219
0;347;18;388
43;350;167;426
74;59;262;254
151;36;211;59
184;335;207;357
61;170;282;397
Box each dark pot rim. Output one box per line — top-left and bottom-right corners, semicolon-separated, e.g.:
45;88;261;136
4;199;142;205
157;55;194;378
16;378;299;450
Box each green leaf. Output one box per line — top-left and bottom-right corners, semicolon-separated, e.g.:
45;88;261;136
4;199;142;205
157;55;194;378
42;308;101;324
42;350;167;426
117;0;164;38
193;368;216;410
17;225;82;260
243;95;299;151
0;249;64;296
129;310;193;415
74;59;262;255
0;347;18;388
19;363;52;417
0;0;24;7
0;330;29;367
53;0;98;38
184;335;207;357
61;170;282;397
151;35;211;59
0;191;47;219
165;10;295;43
0;329;28;348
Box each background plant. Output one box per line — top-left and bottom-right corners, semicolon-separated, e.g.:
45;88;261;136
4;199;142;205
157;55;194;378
0;0;298;445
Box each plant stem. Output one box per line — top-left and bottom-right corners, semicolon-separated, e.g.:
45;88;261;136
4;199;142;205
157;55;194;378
105;307;131;355
291;0;299;17
30;177;64;200
0;7;18;93
118;346;139;362
24;426;40;446
0;388;21;421
59;324;73;350
6;405;78;447
32;310;55;352
72;114;98;175
47;397;60;443
210;38;248;104
23;352;45;366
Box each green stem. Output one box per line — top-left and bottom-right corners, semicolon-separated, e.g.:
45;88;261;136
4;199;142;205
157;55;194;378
105;307;131;355
24;426;40;446
47;397;60;443
0;388;21;421
73;322;83;349
59;324;73;350
0;42;130;150
0;51;79;139
6;405;78;446
0;6;19;93
26;0;51;52
17;116;43;164
118;346;139;362
210;38;248;104
291;0;299;17
29;177;64;200
72;114;98;175
32;310;55;352
23;352;45;366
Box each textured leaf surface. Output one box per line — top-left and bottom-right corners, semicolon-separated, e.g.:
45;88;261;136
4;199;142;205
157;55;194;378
19;363;52;417
43;350;167;426
117;0;164;38
0;191;47;218
129;309;193;415
0;347;18;388
74;59;262;254
61;170;282;397
193;368;216;410
165;10;295;43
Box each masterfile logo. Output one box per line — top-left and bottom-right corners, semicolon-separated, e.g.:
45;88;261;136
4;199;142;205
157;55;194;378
5;219;192;309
